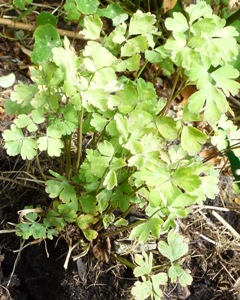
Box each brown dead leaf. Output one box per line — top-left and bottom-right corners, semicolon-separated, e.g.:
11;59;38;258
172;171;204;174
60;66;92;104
179;85;196;105
162;0;178;13
92;237;111;263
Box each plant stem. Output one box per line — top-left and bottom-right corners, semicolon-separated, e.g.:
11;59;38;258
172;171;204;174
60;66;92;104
75;109;83;174
35;152;46;181
99;218;148;238
65;136;72;180
135;61;148;81
159;67;182;116
112;254;135;269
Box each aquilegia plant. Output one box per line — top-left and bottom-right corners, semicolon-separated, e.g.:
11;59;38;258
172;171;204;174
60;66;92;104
2;1;239;299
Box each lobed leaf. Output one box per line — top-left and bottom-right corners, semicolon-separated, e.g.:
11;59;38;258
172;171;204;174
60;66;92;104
32;24;61;64
129;10;156;35
181;126;207;155
76;0;99;14
158;232;188;262
80;14;103;40
37;125;64;157
131;280;152;300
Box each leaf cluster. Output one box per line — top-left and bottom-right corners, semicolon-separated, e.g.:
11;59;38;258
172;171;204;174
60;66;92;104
2;2;240;299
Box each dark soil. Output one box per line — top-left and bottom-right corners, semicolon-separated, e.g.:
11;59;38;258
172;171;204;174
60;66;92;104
1;237;132;300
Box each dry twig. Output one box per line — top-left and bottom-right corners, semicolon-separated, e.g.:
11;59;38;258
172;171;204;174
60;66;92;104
0;17;85;40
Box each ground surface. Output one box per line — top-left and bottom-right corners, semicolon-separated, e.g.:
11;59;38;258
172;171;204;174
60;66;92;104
0;14;240;300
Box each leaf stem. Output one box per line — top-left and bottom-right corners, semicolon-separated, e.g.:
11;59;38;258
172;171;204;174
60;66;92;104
112;254;135;269
160;67;182;116
75;109;83;173
65;136;72;180
99;219;148;238
35;152;46;181
135;61;148;81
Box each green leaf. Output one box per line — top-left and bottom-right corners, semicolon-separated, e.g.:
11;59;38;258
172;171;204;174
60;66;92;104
134;163;169;187
121;36;148;57
64;0;81;20
32;24;61;64
98;141;115;157
103;169;117;190
149;189;161;208
90;113;108;131
136;78;157;113
114;218;128;227
171;194;197;207
60;209;77;223
181;126;207;155
168;264;192;286
116;54;140;72
16;223;31;239
32;108;45;124
3;124;24;155
164;32;186;65
186;1;213;24
46;228;58;240
172;166;201;192
76;214;97;229
190;20;238;66
84;149;112;179
129;10;156;35
115;114;129;143
46;210;65;229
134;252;153;277
21;137;38;160
97;3;123;19
151;273;167;297
155;116;178;141
185;61;210;90
11;82;38;106
165;12;188;33
108;83;138;114
80;195;96;213
97;190;112;213
185;84;229;125
56;105;78;135
37;125;64;157
0;73;15;88
37;12;57;26
82;229;98;241
211;65;240;97
3;125;37;160
145;49;163;64
130;218;163;243
76;0;99;14
131;280;152;300
45;175;77;203
103;213;115;229
158;232;188;262
52;38;82;99
14;114;37;132
13;0;33;10
80;14;103;40
29;223;46;239
83;41;118;70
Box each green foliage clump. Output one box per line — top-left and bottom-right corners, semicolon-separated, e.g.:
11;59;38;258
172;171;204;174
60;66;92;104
2;1;240;299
